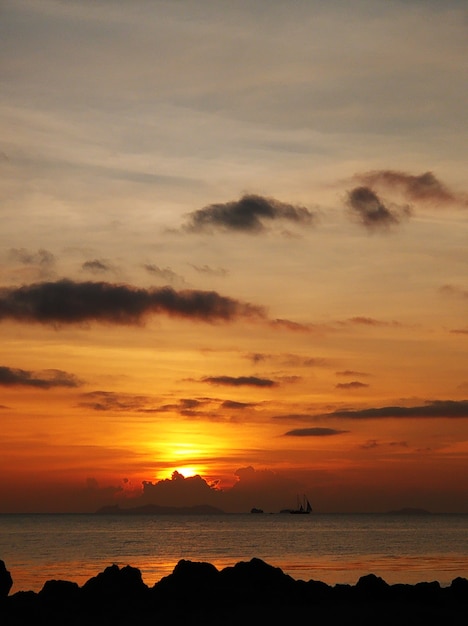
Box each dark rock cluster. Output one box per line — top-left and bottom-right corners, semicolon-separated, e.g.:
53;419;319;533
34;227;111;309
1;557;467;625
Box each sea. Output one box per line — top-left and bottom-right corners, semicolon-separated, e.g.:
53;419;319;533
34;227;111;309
1;513;467;593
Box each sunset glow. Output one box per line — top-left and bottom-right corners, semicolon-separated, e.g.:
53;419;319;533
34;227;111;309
1;0;467;514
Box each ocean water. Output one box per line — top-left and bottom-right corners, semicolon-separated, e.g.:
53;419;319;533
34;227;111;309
1;513;467;593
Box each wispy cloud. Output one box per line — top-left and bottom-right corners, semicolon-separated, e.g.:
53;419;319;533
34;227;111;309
0;279;265;326
143;264;188;287
336;370;370;378
0;366;81;389
78;391;152;411
183;194;315;234
356;170;468;207
440;284;468;299
8;248;56;279
190;264;228;278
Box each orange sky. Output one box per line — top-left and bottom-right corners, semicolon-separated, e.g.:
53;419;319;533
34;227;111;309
1;0;468;513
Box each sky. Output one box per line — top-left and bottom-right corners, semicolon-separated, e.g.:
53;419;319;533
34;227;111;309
1;0;468;514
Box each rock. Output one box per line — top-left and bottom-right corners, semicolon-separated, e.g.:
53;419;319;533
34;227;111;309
81;563;148;608
356;573;389;600
0;561;13;598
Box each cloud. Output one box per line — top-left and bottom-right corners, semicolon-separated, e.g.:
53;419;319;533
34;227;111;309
335;381;369;390
440;284;468;298
183;194;315;234
78;391;152;411
336;370;370;377
346;186;411;231
268;318;316;332
360;439;408;450
0;279;265;326
334;316;403;331
190;264;228;278
221;400;257;409
283;427;348;437
143;264;188;286
356;170;467;206
9;248;55;268
319;399;468;419
0;366;81;389
82;259;113;274
202;375;277;388
8;248;56;279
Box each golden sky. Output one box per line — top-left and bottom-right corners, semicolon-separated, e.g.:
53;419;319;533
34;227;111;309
1;0;468;513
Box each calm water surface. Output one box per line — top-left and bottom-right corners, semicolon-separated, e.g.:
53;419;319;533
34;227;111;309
1;513;467;592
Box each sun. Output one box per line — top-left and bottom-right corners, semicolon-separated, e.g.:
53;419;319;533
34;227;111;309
158;466;204;480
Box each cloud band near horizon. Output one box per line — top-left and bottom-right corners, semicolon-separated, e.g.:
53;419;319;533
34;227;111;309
0;279;265;326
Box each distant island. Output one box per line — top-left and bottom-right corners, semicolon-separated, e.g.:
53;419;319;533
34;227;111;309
95;503;225;515
386;507;431;515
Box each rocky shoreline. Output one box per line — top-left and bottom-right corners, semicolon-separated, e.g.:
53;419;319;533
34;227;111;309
1;558;467;625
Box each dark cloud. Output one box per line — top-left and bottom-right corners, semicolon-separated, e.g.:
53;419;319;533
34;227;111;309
356;170;467;206
246;352;333;368
360;439;408;450
184;194;315;234
0;366;81;389
335;381;369;390
82;259;113;274
0;279;265;326
319;399;468;419
283;427;348;437
154;398;216;417
221;400;257;409
346;186;411;231
202;375;277;387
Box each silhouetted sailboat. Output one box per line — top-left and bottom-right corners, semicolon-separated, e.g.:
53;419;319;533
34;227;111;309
281;495;312;514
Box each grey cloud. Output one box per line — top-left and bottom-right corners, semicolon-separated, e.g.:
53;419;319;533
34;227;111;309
0;366;81;389
190;264;228;277
346;186;411;231
335;381;369;390
184;194;315;234
9;248;55;267
284;427;348;437
336;370;370;377
82;259;113;274
221;400;256;409
356;170;467;206
320;399;468;419
0;279;265;326
202;375;277;388
143;264;188;287
78;391;151;411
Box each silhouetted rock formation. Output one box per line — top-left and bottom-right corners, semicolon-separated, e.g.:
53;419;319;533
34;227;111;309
0;561;12;598
1;558;467;625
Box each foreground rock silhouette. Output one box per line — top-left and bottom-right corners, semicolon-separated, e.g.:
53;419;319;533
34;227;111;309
1;557;467;625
